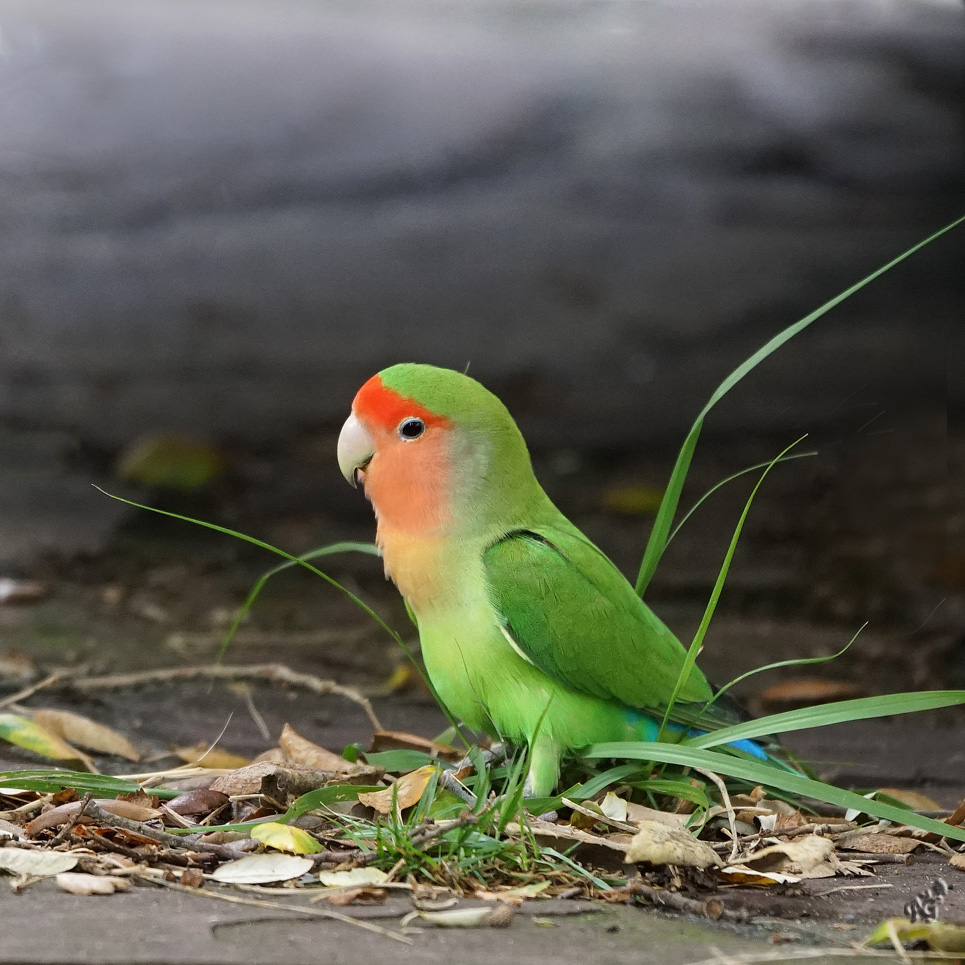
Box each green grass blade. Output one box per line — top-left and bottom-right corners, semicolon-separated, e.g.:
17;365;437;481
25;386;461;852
580;742;965;843
702;623;866;715
635;418;702;595
687;691;965;749
657;436;805;740
666;451;816;546
0;769;181;799
635;214;965;597
219;541;379;658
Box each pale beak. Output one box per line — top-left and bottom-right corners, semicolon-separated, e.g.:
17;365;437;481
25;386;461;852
337;413;375;488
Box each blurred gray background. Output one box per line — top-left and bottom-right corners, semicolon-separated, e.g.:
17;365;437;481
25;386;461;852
0;0;961;702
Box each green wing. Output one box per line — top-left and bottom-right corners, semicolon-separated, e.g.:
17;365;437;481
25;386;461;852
482;526;742;731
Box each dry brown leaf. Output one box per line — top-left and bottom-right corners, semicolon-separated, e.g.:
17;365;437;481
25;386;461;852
357;765;437;814
944;798;965;828
179;868;205;888
56;873;130;896
250;747;288;765
280;723;355;772
625;820;721;869
166;788;230;816
322;887;388;907
174;744;250;769
876;788;942;811
741;835;836;878
757;678;864;712
948;853;965;872
369;730;460;762
623;802;690;829
25;798;161;835
210;760;381;799
837;832;921;855
32;709;140;762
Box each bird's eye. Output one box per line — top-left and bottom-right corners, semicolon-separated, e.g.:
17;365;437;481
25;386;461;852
398;417;425;440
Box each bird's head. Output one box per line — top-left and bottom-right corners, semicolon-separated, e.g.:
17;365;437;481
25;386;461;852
338;363;543;536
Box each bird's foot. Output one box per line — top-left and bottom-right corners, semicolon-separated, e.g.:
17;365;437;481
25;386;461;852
453;742;506;775
437;769;477;808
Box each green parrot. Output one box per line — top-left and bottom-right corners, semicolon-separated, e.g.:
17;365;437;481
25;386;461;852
338;363;774;796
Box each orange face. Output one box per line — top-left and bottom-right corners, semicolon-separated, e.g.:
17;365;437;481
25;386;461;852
339;375;454;536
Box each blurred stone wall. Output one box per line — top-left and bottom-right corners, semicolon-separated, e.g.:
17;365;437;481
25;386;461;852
0;0;961;448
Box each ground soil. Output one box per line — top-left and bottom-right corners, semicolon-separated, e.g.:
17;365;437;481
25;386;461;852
0;407;962;963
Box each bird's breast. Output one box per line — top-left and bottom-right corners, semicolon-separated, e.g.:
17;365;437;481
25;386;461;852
377;527;481;616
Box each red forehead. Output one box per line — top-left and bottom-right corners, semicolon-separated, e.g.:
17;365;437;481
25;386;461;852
353;375;450;431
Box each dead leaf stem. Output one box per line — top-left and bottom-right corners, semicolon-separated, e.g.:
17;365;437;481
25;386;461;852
81;800;243;860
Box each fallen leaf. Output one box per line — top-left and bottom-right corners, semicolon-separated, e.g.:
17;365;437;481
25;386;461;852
357;766;437;814
32;709;140;762
949;853;965;872
623;802;690;829
741;835;835;878
944;798;965;828
0;819;26;840
719;867;801;885
251;822;323;855
179;868;205;888
0;849;79;876
475;881;551;901
210;853;313;884
116;434;226;490
166;788;230;816
174;744;250;769
404;905;515;928
599;793;628;823
56;873;130;895
280;724;355;773
318;868;389;888
323;886;388;906
757;678;864;712
25;798;160;835
838;832;921;855
877;788;942;812
210;761;382;799
0;713;93;769
625;820;721;869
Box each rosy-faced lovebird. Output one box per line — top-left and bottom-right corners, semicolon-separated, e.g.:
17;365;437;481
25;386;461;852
338;363;777;796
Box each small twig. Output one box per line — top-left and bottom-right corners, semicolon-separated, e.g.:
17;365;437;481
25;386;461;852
62;663;384;732
0;793;54;821
710;821;856;853
0;671;65;710
135;871;412;944
81;800;243;860
50;792;93;846
613;878;749;923
840;852;913;865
